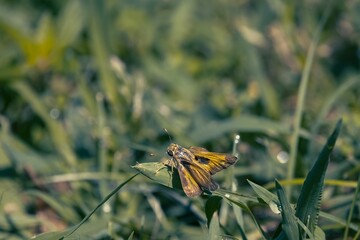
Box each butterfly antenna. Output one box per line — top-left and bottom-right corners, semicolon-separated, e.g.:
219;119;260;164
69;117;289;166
163;128;172;143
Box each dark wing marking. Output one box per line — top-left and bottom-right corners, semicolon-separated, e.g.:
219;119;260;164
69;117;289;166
188;149;237;175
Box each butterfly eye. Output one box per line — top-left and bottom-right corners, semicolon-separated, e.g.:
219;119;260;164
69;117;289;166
167;149;173;156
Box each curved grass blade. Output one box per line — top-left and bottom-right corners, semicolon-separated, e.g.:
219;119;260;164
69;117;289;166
308;76;360;161
25;190;80;224
31;231;76;240
343;175;360;240
189;116;310;144
287;0;334;194
215;190;267;238
58;173;139;240
319;211;360;233
248;180;278;206
208;211;221;240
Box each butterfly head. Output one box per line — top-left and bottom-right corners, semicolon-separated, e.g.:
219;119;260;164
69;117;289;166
167;143;179;157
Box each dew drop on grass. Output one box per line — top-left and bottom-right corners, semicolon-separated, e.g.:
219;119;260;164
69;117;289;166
277;151;289;164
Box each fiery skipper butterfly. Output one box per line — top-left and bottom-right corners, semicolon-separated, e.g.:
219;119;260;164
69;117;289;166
166;143;237;197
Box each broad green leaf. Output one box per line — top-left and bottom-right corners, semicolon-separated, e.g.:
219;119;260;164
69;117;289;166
248;180;278;206
295;119;342;234
132;161;180;189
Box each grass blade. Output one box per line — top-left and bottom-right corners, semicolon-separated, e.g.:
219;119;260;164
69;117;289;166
59;173;139;239
343;175;360;240
275;180;299;240
295;119;342;235
208;211;221;240
287;0;334;195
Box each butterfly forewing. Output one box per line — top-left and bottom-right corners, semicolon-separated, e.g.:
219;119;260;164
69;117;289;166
183;161;219;191
188;147;237;175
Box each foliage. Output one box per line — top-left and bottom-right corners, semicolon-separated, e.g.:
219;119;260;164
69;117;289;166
0;0;359;239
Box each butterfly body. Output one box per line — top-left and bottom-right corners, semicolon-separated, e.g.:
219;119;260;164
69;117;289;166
166;143;237;197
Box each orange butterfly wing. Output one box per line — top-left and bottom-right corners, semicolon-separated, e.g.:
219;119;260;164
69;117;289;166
176;164;202;197
177;161;219;197
188;147;237;175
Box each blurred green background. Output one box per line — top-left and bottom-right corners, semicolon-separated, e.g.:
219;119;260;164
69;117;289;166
0;0;359;239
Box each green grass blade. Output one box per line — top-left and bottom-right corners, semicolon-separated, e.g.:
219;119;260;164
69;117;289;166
25;190;80;224
205;196;222;228
57;0;85;49
59;173;139;239
314;226;326;240
31;231;77;240
248;180;278;206
343;175;360;240
287;0;334;195
88;0;121;115
320;211;360;233
295;119;342;234
308;76;360;161
208;211;221;240
275;180;299;240
189;116;306;144
11;81;77;167
215;190;267;238
127;231;134;240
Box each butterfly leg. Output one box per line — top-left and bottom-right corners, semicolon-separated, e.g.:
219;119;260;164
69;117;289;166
155;158;175;174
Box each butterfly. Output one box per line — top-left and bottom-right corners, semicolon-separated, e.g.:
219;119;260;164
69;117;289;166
166;143;237;197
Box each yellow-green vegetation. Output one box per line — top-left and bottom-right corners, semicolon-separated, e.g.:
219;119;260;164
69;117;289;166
0;1;359;239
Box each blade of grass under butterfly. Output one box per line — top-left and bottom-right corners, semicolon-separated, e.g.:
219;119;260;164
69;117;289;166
59;173;139;239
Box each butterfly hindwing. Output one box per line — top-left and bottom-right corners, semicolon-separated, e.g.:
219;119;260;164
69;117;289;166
177;164;202;197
